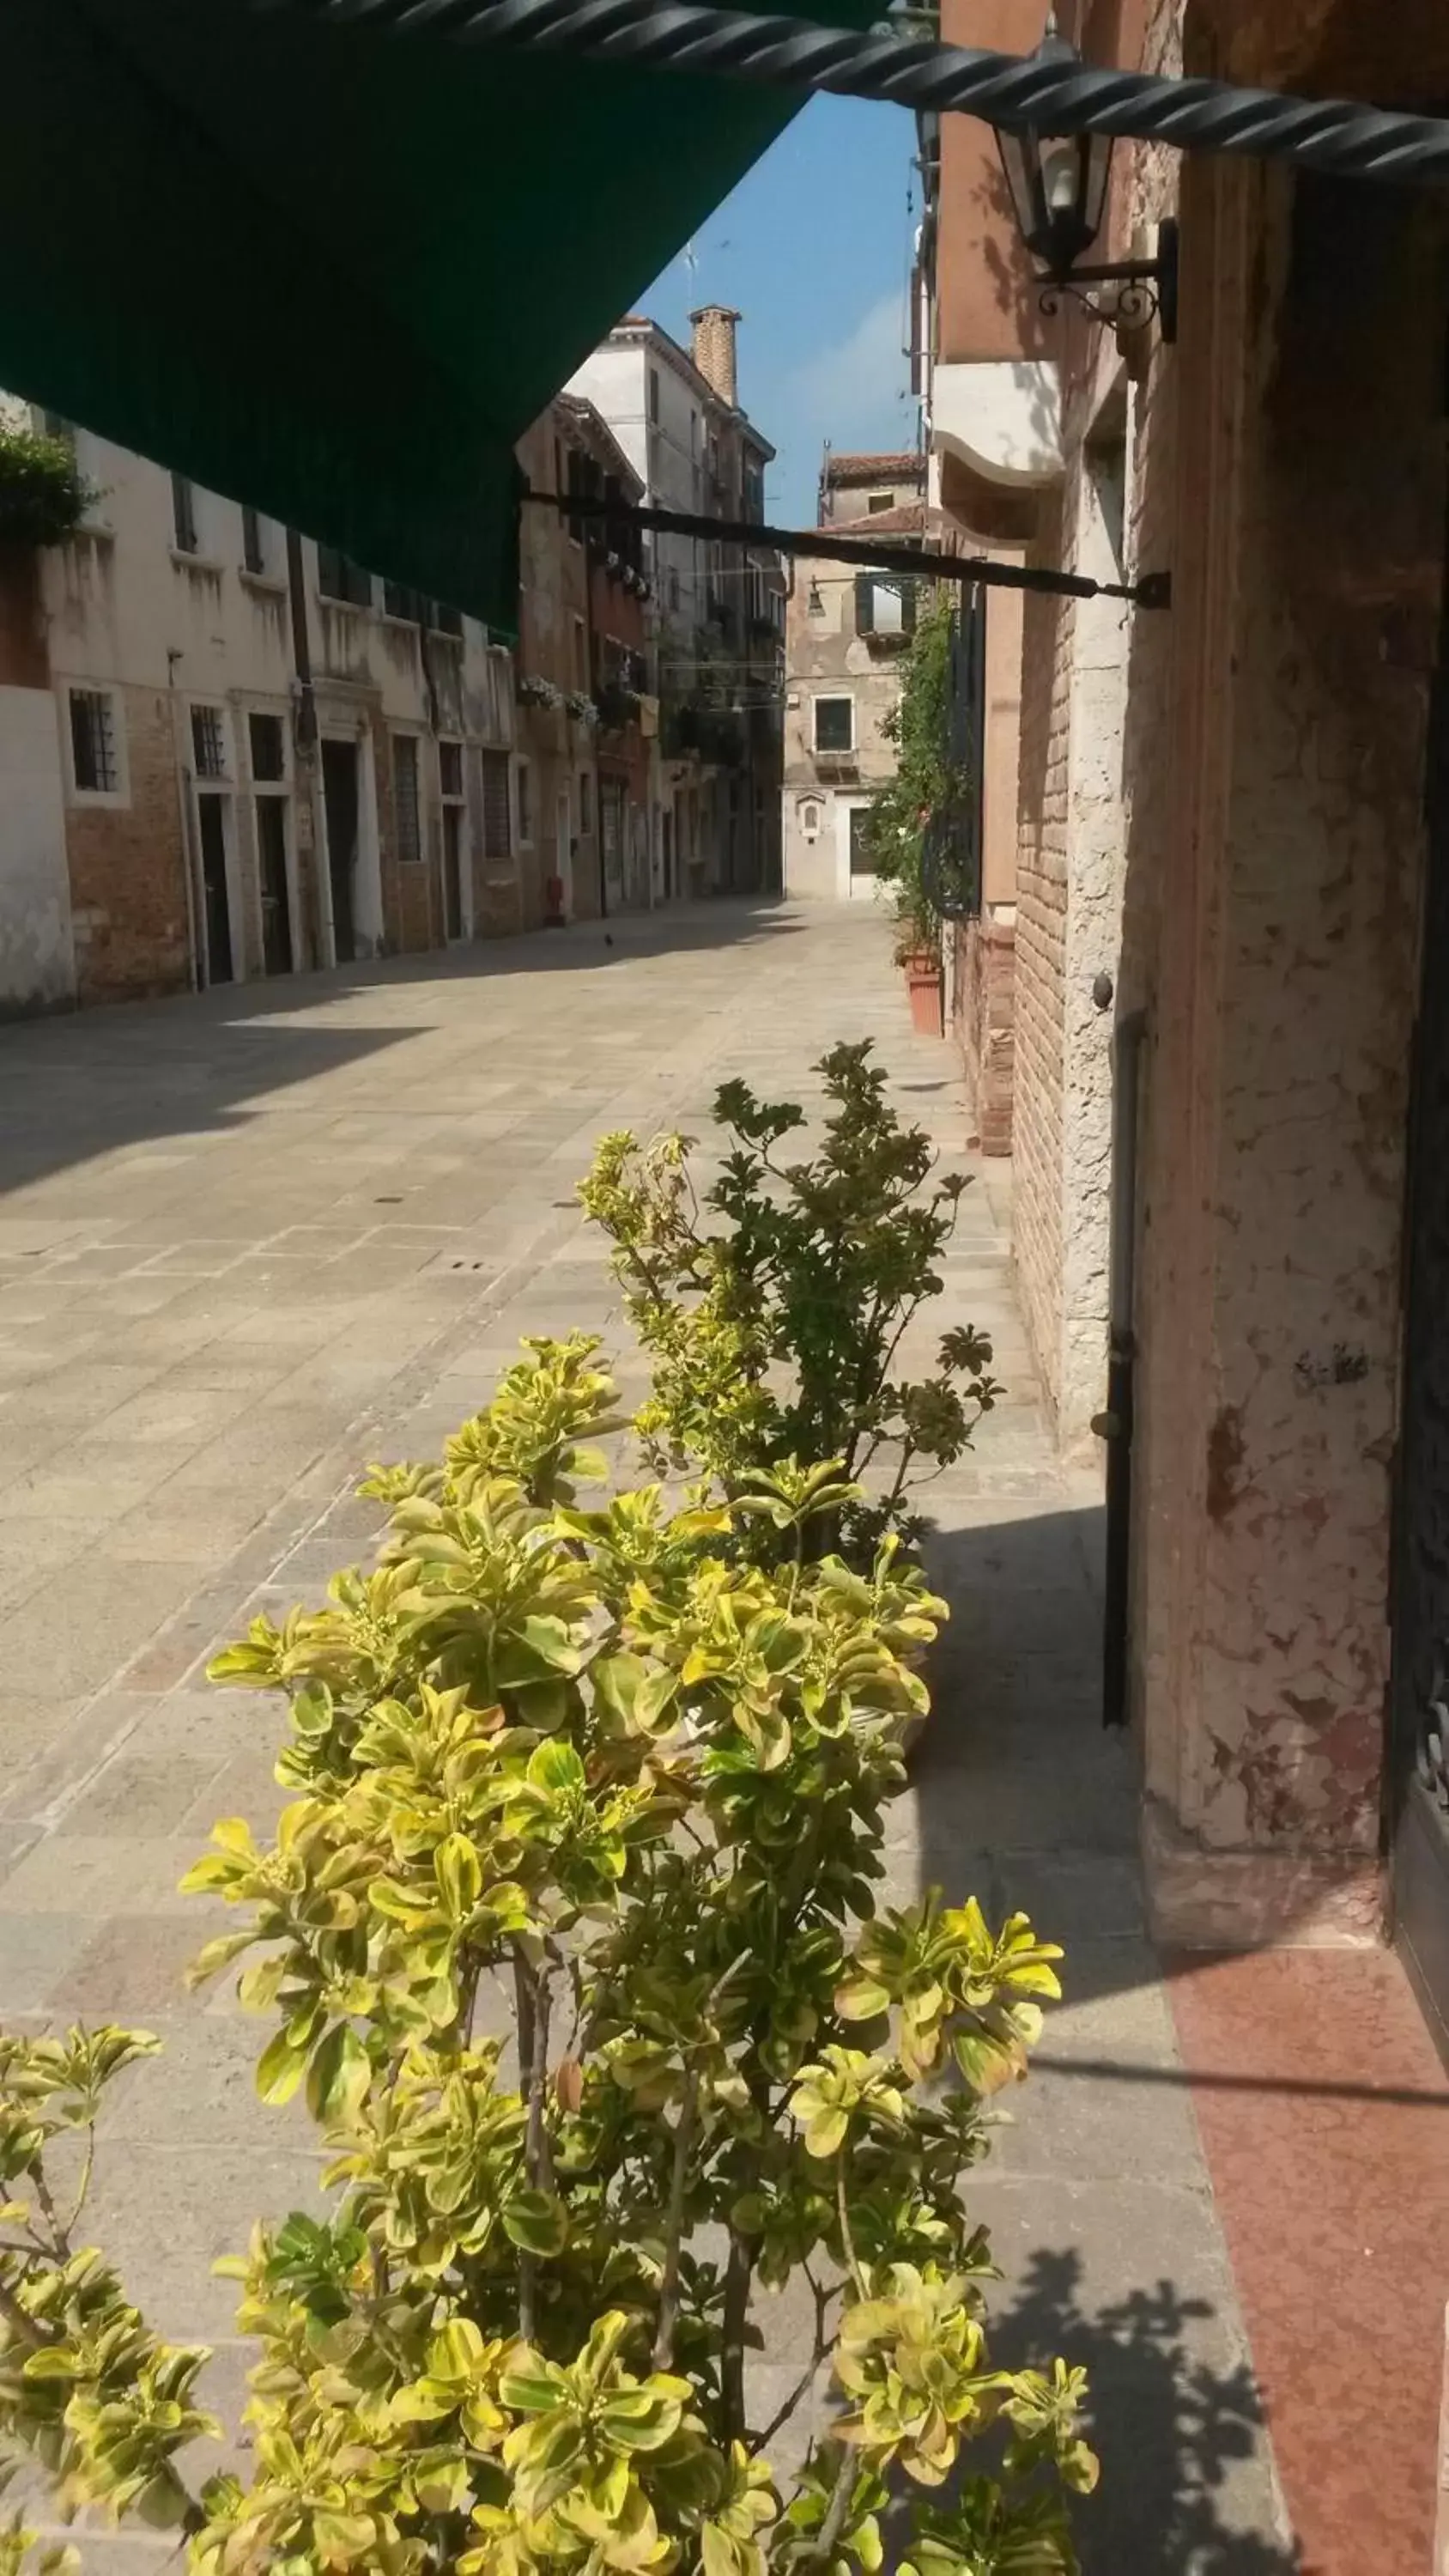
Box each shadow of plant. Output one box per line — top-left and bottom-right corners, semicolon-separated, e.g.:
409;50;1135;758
990;2251;1296;2573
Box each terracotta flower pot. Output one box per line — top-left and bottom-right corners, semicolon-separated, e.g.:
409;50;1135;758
903;951;943;1038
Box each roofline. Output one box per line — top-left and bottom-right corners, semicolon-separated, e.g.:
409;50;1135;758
554;392;644;499
822;453;927;482
603;314;776;462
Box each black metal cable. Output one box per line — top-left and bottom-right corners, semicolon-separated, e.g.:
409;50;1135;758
257;0;1449;188
526;489;1170;605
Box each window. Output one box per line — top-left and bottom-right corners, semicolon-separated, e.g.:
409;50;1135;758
849;808;875;876
172;473;198;554
431;600;464;639
440;740;467;939
249;712;285;783
668;568;681;613
808;579;825;617
241;505;266;575
867;491;894;514
383;580;415;620
480;750;512;861
191;704;228;781
649;368;661;425
573;617;588;691
516;756;533;848
393;734;422;863
69;688;118;795
317;545;372;608
813;696;854;755
855;571;917;640
579;769;593;837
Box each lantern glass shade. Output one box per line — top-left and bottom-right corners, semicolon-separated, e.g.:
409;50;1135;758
995;30;1115;275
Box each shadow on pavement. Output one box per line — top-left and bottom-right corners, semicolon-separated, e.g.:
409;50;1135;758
0;902;808;1197
991;2251;1296;2574
0;1019;427;1199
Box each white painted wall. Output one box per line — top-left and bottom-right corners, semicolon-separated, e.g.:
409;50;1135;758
568;330;710;647
0;688;75;1012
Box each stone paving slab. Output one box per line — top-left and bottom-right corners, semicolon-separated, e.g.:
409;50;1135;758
0;905;1289;2567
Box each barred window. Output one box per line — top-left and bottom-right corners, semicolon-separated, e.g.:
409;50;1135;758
480;751;512;860
191;705;227;780
70;689;118;794
393;735;422;863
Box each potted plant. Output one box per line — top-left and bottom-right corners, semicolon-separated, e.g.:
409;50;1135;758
895;921;944;1039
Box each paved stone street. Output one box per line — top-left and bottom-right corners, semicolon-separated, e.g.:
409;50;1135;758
0;904;1288;2570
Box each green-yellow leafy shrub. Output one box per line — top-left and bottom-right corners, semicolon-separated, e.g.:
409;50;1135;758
580;1044;1001;1562
0;1337;1093;2573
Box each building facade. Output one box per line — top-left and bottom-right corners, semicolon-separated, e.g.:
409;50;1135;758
513;395;655;928
781;452;926;903
0;405;515;1009
567;308;783;900
0;370;694;1011
914;3;1056;1166
925;0;1449;2055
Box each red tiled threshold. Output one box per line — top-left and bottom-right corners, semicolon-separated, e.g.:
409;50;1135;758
1167;1949;1449;2574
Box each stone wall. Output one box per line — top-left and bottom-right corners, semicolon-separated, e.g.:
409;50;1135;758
954;913;1015;1155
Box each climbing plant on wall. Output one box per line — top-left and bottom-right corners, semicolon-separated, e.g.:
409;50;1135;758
859;590;961;961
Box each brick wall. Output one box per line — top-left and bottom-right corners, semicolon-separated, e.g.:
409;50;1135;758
955;914;1016;1156
1011;487;1074;1410
66;683;191;1005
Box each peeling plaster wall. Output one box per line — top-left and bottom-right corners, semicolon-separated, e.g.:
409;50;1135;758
781;519;918;902
1176;174;1444;1870
0;685;75;1014
1114;6;1449;1938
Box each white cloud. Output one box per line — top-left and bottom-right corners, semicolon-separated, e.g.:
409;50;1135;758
767;291;918;521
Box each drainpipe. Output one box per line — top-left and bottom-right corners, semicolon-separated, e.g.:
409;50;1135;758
1097;1008;1147;1730
286;526;333;967
165;647;202;990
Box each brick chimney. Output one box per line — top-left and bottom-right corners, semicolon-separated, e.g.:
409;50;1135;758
689;306;742;409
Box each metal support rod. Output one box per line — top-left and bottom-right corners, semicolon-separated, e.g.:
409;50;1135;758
1100;1010;1146;1732
525;489;1170;608
259;0;1449;189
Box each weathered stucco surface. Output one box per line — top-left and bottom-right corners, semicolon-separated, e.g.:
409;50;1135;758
1012;348;1131;1455
1114;10;1449;1935
0;686;74;1014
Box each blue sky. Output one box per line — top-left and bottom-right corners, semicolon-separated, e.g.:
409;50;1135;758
642;95;921;528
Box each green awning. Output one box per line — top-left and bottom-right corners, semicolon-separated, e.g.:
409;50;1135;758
0;0;876;632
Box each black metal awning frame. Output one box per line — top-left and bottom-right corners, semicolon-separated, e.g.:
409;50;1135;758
528;490;1167;607
276;0;1449;614
265;0;1449;190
